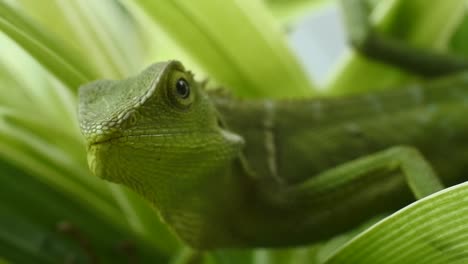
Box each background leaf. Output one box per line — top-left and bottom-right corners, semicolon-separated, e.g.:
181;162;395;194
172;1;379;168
325;0;467;95
0;0;96;88
124;0;316;98
0;158;168;263
265;0;335;25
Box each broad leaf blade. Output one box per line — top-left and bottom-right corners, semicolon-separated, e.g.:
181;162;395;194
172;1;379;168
325;182;468;263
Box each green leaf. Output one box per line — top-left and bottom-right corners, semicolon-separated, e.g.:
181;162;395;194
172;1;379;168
265;0;335;25
211;249;256;264
325;182;468;263
124;0;316;98
253;247;321;264
14;0;148;79
450;15;468;57
0;158;169;263
0;1;97;89
325;0;466;95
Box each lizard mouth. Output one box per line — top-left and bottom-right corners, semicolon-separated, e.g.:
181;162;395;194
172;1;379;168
87;134;121;147
88;132;207;147
88;131;225;149
89;138;112;146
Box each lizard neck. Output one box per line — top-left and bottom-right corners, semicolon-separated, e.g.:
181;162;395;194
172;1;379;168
161;155;257;249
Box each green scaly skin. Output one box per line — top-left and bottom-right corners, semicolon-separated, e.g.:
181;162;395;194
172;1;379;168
79;60;468;249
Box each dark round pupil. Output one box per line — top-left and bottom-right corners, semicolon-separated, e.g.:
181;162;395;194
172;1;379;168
176;78;190;99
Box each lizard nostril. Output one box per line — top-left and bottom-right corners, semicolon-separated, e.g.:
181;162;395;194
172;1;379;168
121;109;138;127
128;113;138;126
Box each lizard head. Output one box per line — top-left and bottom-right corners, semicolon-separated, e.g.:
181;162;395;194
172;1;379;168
78;61;244;246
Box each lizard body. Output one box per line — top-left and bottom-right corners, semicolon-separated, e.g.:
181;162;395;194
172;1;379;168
211;75;468;247
79;61;468;248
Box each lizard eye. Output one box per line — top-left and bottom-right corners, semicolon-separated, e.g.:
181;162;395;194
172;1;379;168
168;74;194;109
175;78;190;99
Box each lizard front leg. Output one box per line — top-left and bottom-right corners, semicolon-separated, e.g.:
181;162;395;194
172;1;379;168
283;145;444;202
244;145;446;246
341;0;468;76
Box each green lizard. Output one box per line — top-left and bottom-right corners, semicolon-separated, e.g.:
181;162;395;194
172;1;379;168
78;0;468;249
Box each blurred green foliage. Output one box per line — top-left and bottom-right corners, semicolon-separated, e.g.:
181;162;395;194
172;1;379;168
1;0;468;263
